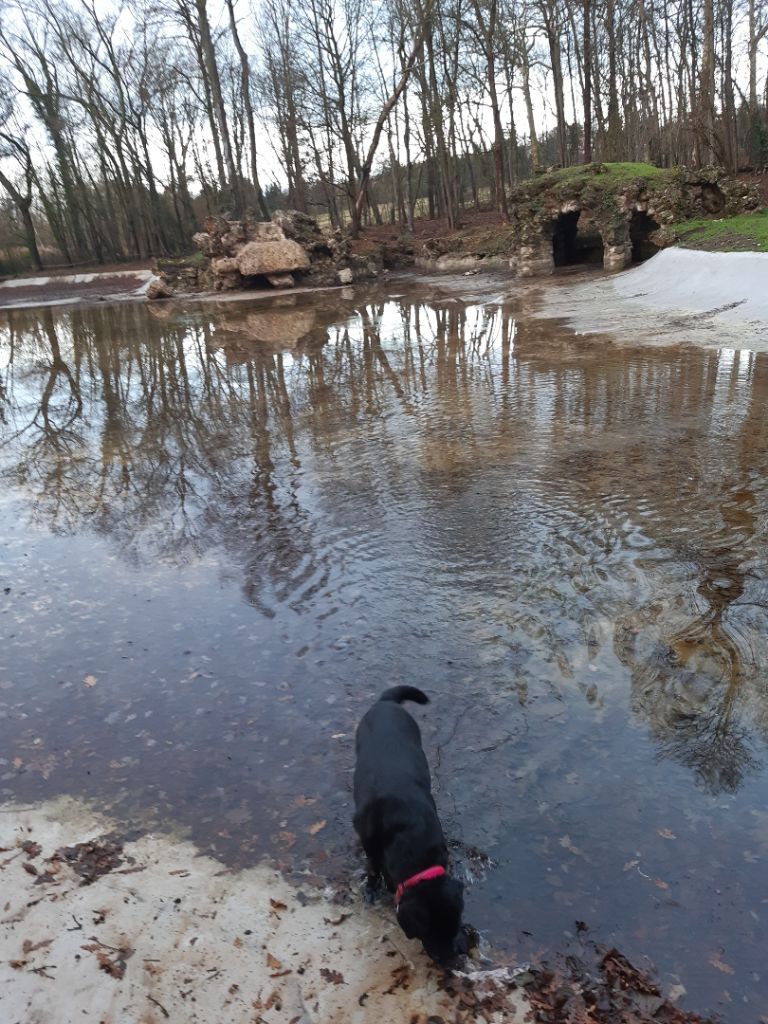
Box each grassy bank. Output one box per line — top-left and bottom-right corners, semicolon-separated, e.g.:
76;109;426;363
672;210;768;252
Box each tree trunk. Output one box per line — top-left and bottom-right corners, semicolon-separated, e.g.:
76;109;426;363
583;0;592;161
196;0;241;213
225;0;269;218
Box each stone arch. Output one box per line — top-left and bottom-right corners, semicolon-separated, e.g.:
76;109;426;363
629;210;661;263
701;183;725;214
551;208;604;268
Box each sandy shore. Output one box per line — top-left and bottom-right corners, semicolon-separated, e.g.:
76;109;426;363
536;248;768;349
0;797;529;1024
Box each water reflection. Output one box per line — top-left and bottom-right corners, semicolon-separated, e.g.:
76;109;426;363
2;288;768;1018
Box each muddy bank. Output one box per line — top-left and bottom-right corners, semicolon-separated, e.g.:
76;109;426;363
536;248;768;348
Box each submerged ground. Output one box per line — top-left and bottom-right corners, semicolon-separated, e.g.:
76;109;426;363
2;271;768;1020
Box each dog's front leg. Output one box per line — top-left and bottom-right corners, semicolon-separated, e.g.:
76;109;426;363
362;854;383;904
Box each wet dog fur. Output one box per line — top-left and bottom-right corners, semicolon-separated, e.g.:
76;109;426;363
353;686;467;963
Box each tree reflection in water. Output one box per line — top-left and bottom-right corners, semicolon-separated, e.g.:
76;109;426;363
2;297;768;803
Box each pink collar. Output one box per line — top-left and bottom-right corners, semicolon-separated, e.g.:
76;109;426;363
394;865;446;906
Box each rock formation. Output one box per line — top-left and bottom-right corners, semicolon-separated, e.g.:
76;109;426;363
510;164;761;277
150;210;380;298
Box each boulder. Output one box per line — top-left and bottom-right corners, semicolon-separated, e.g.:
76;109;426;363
237;240;310;277
271;210;326;249
146;278;175;300
265;273;295;288
252;222;286;242
192;232;215;256
215;270;243;291
212;256;240;275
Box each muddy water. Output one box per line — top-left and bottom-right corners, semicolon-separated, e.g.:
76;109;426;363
1;278;767;1020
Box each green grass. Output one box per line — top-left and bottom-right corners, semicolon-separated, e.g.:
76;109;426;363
156;251;208;270
553;161;668;182
518;161;673;199
671;211;768;252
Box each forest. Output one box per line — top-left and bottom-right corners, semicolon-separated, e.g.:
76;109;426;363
0;0;766;269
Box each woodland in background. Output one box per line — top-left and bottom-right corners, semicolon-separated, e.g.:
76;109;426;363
0;0;766;271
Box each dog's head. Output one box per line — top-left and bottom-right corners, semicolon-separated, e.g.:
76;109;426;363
396;874;466;964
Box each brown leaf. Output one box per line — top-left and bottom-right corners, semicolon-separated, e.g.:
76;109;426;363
83;675;97;688
383;964;410;995
323;913;352;927
22;938;53;954
22;861;39;876
308;820;327;836
81;941;133;979
320;967;345;985
558;835;584;857
709;955;734;975
269;898;287;914
9;960;26;970
276;830;296;848
657;828;676;840
292;795;317;808
654;878;669;890
266;952;283;972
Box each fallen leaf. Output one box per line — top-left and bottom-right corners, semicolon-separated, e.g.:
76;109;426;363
309;820;327;835
269;898;287;914
654;878;669;890
22;938;53;954
276;830;296;848
83;675;97;687
559;835;584;857
323;913;352;926
292;795;317;808
267;952;283;971
81;941;133;979
709;955;734;975
657;828;676;840
623;859;639;871
22;861;39;876
320;967;345;985
383;964;410;994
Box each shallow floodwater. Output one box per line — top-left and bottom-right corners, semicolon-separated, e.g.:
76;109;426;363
2;278;768;1020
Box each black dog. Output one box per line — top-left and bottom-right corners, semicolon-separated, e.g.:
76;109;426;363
353;686;467;963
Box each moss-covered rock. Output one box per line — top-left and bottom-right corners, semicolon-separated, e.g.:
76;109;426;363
509;163;761;276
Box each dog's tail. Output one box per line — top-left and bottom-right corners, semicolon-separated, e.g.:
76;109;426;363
378;685;429;706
